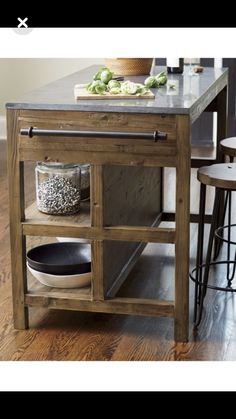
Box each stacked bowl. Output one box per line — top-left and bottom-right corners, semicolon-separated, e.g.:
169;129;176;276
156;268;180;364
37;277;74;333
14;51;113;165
27;242;91;288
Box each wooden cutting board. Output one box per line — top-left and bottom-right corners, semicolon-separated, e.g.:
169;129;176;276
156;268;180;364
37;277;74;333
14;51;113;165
74;84;155;100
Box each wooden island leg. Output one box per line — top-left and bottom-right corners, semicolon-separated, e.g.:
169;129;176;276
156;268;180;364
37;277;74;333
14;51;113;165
175;115;191;342
7;109;29;329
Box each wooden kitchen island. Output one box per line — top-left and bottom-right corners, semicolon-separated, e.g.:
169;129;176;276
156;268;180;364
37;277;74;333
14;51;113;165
6;66;228;342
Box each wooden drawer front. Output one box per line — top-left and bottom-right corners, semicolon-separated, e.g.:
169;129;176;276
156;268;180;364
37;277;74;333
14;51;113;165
18;110;177;166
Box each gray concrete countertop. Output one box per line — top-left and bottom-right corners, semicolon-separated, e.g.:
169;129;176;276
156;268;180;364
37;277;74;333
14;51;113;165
6;65;228;119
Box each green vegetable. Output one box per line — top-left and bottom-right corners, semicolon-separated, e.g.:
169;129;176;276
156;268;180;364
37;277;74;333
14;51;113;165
144;71;168;88
144;76;158;88
86;80;107;94
135;83;148;95
155;71;167;86
109;87;120;94
100;69;113;84
93;67;110;81
107;80;121;90
87;68;150;96
121;81;138;95
93;67;113;84
95;82;107;94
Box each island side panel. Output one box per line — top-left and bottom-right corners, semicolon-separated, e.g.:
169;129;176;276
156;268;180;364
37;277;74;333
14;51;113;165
103;165;162;297
7;109;29;329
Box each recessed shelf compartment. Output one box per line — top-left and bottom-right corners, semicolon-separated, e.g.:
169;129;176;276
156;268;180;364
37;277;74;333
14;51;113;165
23;201;91;238
25;200;90;226
27;275;92;301
26;236;93;301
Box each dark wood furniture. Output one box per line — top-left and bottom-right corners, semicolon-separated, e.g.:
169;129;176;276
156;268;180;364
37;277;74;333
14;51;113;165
6;65;228;342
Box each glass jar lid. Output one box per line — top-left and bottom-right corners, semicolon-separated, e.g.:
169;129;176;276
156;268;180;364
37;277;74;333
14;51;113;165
36;162;80;173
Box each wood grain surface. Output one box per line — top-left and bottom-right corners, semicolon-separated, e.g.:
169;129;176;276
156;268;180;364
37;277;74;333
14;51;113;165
74;85;155;100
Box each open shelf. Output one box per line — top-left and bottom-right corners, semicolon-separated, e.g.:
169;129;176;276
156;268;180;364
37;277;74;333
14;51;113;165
23;200;91;238
117;242;175;301
27;272;92;301
191;143;216;160
25;200;90;226
191;144;216;168
25;264;174;317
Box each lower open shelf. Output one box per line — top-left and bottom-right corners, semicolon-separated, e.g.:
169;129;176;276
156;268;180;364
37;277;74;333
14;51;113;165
25;243;175;318
25;291;174;318
27;273;92;301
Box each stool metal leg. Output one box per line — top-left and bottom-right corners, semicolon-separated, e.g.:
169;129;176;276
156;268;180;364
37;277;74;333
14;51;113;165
225;190;236;285
226;156;235;284
195;188;221;327
214;189;226;260
213;156;234;260
229;249;236;282
194;183;206;323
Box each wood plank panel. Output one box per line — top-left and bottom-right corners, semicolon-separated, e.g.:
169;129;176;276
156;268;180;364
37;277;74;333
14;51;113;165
19;110;177;131
7;109;29;329
25;200;90;226
103;165;162;296
174;115;191;342
91;165;104;300
27;272;92;301
20;149;176;167
23;223;175;243
25;293;174;317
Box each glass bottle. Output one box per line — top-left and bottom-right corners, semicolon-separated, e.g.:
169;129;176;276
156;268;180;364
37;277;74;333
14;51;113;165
35;162;81;215
167;58;184;74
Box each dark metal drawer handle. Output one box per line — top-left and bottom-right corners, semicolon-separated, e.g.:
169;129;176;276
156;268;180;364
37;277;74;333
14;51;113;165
20;127;167;142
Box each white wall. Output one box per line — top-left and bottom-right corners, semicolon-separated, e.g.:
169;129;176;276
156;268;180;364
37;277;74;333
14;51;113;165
0;58;103;138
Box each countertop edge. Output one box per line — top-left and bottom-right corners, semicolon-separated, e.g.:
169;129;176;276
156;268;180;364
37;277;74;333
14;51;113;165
5;102;190;115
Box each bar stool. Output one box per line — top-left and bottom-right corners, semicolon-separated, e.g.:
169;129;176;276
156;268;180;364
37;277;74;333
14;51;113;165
213;138;236;260
190;163;236;327
218;137;236;277
221;137;236;163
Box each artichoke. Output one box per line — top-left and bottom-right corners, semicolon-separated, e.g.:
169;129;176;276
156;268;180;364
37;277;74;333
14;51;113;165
100;69;113;84
155;71;167;86
121;81;138;95
86;80;107;94
88;69;149;96
109;87;121;94
144;72;168;88
93;67;110;81
107;80;121;90
144;76;158;88
95;82;107;94
135;83;148;95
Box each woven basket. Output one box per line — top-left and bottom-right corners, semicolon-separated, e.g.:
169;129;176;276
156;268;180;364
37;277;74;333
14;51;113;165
105;58;153;76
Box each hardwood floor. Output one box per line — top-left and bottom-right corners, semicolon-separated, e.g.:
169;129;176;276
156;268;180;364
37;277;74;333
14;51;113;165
1;139;236;360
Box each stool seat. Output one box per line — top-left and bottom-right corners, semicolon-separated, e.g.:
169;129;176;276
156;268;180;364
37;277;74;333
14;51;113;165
220;137;236;157
197;163;236;190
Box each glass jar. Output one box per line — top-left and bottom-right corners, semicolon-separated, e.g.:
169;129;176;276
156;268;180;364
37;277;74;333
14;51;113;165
80;164;90;201
35;162;81;215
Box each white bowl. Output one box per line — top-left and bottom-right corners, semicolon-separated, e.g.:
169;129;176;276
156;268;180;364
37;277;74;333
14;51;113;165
27;263;91;288
57;237;90;244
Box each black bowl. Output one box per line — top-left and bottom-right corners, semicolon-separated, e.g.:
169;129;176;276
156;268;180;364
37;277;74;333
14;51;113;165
27;242;91;275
